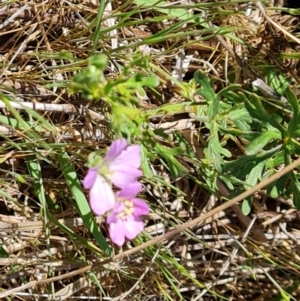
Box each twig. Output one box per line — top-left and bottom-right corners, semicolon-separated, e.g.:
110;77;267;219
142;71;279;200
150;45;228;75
0;216;103;232
256;1;300;45
0;5;29;30
0;266;91;298
210;22;288;104
1;157;298;298
0;100;104;121
107;156;300;263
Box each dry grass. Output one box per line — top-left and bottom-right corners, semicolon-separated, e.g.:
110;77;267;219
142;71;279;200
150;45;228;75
0;0;300;300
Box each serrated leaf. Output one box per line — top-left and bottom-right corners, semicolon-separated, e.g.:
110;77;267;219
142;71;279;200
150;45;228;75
194;71;215;98
228;107;252;131
204;120;231;172
194;71;218;120
204;146;222;172
225;147;278;170
204;135;232;172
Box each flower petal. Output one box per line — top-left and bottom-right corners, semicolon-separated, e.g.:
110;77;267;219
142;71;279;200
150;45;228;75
107;201;124;224
89;174;115;215
118;182;142;199
131;198;149;216
105;138;127;161
83;167;98;189
109;219;126;246
110;167;143;188
124;217;144;240
109;145;141;169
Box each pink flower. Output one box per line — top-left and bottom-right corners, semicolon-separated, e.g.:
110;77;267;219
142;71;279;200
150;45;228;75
83;138;142;215
83;169;115;215
107;183;149;246
103;138;142;188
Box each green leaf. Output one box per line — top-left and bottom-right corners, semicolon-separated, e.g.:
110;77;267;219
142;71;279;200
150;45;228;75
205;135;231;172
285;88;299;115
194;70;216;99
287;123;300;138
134;0;191;21
266;150;285;169
155;143;188;177
267;174;289;198
33;50;74;60
246;130;281;156
219;127;252;136
194;71;218;120
232;119;251;132
221;90;247;104
217;84;241;98
141;75;160;88
286;89;300;137
0;246;9;258
229;107;251;122
219;175;234;190
15;173;28;184
242;197;252;215
224;147;280;182
228;106;252;131
291;173;300;209
57;150;111;255
245;161;265;188
266;67;291;95
141;144;154;178
245;94;285;134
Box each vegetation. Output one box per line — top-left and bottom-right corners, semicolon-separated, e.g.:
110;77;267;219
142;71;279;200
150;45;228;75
0;0;300;300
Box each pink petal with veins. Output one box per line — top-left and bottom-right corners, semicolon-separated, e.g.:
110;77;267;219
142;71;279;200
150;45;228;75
131;198;149;216
83;167;98;189
108;219;126;246
89;174;115;215
123;216;144;240
105;138;127;161
109;145;141;170
111;167;143;188
118;182;142;199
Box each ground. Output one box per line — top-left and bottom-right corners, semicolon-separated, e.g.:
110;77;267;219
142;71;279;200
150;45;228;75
0;1;300;300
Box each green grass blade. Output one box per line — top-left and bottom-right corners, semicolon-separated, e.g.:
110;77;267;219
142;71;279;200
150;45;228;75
57;149;111;256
